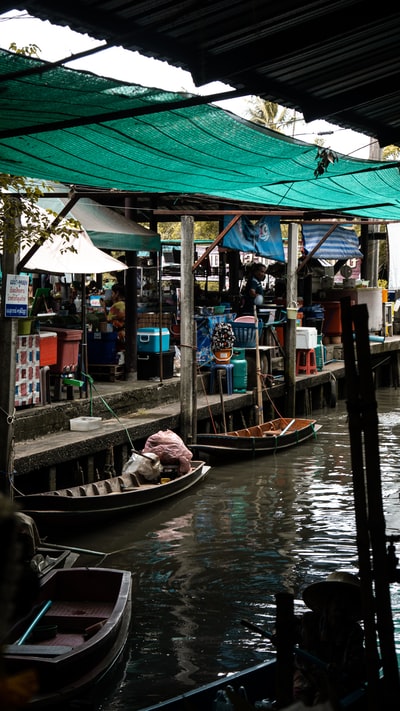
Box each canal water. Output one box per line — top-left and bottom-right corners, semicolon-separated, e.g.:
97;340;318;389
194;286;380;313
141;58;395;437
54;388;400;710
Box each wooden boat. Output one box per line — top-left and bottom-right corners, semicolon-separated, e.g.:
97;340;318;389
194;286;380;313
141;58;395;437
16;512;79;576
137;658;366;711
3;566;132;709
190;418;321;458
14;460;210;530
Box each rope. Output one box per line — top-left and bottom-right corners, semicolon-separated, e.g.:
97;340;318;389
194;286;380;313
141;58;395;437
198;360;219;434
81;370;136;450
260;373;284;419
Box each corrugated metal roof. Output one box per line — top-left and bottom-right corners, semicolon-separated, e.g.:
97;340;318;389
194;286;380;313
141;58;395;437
5;2;400;146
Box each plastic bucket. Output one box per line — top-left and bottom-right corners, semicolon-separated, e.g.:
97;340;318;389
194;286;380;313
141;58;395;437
214;349;232;363
18;318;33;335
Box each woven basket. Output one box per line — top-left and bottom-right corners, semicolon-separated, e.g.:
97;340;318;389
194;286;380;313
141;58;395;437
231;322;263;348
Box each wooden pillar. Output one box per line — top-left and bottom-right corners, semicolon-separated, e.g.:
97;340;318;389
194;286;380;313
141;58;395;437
0;204;20;496
124;197;138;380
180;216;195;443
284;223;298;416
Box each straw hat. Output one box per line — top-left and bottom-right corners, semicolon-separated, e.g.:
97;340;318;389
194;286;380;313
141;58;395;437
302;571;362;620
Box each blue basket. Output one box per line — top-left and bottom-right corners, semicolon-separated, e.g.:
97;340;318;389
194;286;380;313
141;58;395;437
231;322;263;348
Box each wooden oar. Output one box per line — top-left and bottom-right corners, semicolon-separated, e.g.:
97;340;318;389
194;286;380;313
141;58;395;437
42;542;106;556
279;418;295;436
240;618;329;670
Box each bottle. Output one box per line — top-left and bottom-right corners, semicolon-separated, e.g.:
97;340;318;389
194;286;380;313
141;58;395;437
74;294;82;313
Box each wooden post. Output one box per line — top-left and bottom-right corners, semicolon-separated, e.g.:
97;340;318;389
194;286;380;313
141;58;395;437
254;305;263;425
180;215;195;443
275;592;295;709
0;203;20;496
352;303;400;703
285;222;298;416
341;296;400;705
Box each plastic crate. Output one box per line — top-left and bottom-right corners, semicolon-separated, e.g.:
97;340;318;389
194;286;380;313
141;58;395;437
231;321;263;348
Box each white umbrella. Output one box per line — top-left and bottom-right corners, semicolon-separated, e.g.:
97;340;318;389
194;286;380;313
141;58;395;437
21;225;128;275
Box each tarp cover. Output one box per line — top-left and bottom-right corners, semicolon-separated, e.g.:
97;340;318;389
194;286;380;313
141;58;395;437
1;50;400;220
301;224;363;260
222;216;285;261
39;193;161;251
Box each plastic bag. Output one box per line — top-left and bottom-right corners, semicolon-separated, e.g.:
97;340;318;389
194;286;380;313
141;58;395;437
143;429;193;474
122;450;162;482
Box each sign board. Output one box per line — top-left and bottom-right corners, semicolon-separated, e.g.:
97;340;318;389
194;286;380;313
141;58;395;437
5;274;29;318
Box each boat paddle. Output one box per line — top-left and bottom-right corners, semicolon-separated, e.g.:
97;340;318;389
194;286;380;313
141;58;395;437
279;419;296;437
240;618;329;670
42;541;106;556
17;600;52;645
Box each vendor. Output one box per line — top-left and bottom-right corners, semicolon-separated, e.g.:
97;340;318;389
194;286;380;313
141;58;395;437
240;262;267;315
103;283;126;348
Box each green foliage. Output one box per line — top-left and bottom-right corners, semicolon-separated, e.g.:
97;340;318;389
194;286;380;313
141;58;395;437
382;145;400;161
244;97;296;132
0;174;81;261
8;42;41;58
157;221;220;241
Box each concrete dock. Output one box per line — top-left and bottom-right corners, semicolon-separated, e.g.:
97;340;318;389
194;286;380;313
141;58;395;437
11;336;400;490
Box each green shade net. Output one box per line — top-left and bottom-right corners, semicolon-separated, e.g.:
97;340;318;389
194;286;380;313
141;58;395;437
0;49;399;219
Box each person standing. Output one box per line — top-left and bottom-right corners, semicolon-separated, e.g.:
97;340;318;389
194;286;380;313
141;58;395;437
240;262;267;315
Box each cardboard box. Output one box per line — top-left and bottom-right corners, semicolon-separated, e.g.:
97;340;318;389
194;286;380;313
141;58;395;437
296;326;318;349
137;327;170;353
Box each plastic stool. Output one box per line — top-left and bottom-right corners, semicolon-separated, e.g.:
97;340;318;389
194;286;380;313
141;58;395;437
296;348;317;375
209;363;234;395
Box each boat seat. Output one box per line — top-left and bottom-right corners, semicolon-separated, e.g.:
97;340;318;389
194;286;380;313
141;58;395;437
5;644;73;656
263;430;281;436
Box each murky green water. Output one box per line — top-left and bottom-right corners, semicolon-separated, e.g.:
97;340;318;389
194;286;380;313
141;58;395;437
55;388;400;710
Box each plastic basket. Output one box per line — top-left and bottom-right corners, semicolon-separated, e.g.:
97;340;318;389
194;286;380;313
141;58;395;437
231;321;263;348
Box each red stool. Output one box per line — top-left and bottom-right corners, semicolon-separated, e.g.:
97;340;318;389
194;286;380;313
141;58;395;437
296;348;317;375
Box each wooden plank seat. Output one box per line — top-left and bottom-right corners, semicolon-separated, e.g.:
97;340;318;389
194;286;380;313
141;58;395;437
5;644;73;656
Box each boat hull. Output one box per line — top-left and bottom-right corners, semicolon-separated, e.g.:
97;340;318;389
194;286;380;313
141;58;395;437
137;658;366;711
15;461;209;530
3;566;132;709
190;418;321;457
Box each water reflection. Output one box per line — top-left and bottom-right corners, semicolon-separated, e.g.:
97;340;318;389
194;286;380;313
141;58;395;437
54;390;400;710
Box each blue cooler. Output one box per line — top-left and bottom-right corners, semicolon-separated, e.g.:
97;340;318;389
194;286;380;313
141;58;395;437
137;327;170;353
